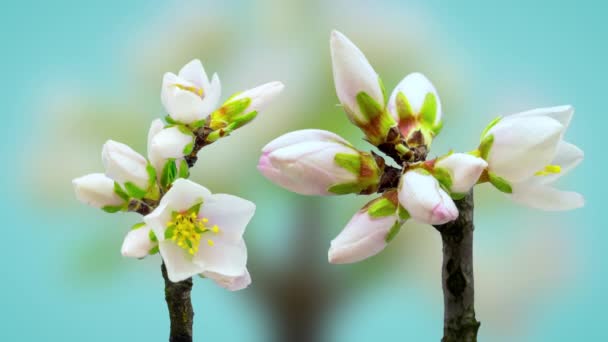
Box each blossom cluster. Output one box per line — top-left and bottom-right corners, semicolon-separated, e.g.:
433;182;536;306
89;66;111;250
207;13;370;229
259;31;584;264
73;59;283;287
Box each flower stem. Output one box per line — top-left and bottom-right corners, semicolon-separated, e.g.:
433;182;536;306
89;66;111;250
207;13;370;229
433;191;480;342
161;263;194;342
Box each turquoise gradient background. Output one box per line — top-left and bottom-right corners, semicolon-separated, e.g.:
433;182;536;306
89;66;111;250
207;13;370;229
1;0;604;341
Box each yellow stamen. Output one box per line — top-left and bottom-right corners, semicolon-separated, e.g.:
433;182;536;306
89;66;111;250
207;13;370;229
535;164;562;176
174;83;204;97
207;239;214;246
212;225;220;233
166;211;219;255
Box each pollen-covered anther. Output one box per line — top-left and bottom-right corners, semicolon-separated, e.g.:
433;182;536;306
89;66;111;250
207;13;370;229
535;164;562;176
174;83;205;98
166;212;218;255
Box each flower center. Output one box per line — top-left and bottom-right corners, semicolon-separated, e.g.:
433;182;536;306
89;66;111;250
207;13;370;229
174;83;205;98
166;212;220;255
534;164;561;176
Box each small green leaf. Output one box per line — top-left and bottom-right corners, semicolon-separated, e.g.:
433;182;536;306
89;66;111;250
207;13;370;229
113;182;130;202
183;142;194;155
327;182;364;195
396;92;414;119
431;120;444;136
178;160;189;179
149;230;158;242
398;206;411;221
385;221;402;243
230;110;258;129
433;167;453;191
102;205;123;213
164;225;176;240
187;200;203;215
419;92;438;126
124;182;147;200
356;91;384;121
488;172;513;194
164;115;177;125
480;116;502;140
131;222;146;230
334;153;361;175
190;119;206;129
160;159;178;189
479;134;495;160
176;124;193;136
206;130;221;143
149;245;159;255
368;198;397;218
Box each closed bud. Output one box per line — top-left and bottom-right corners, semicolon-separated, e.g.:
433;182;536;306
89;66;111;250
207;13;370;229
398;170;458;225
102;140;149;189
258;129;381;195
121;225;156;259
434;153;487;194
72;173;124;209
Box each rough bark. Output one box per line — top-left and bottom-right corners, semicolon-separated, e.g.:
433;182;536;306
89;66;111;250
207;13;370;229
161;263;194;342
433;191;480;342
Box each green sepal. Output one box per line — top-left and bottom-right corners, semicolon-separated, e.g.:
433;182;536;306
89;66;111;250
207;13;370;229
149;230;158;243
113;182;130;202
164;115;177;125
419;92;438;126
178;159;189;179
102;205;124;213
131;222;146;230
433;167;453;192
187;200;203;215
176;124;194;136
451;192;467;200
327;182;365;195
160;159;177;189
378;76;387;105
368;198;397;218
148;245;159;255
431;120;443;136
356;91;384;121
481;116;502;140
488;172;513;194
230;110;258;129
398;205;411;221
183;142;194;155
205;130;221;143
396;92;414;120
225;91;243;103
479;134;495;160
385;220;402;243
164;225;176;240
334;153;361;175
190;119;206;129
145;163;160;201
124;182;147;200
210;97;252;130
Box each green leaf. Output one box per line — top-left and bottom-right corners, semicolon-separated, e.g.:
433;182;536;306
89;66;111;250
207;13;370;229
102;205;123;213
164;115;177;125
480;116;502;140
433;167;453;191
356;91;384;121
178;159;189;179
398;205;411;221
149;230;158;242
479;134;494;160
230;110;258;129
149;245;160;255
419;92;438;126
131;222;146;230
368;198;397;218
187;200;203;214
160;159;178;189
385;221;402;243
334;153;361;175
183;142;194;155
124;182;147;199
396;92;414;119
113;182;130;202
327;182;364;195
164;225;176;240
488;172;513;194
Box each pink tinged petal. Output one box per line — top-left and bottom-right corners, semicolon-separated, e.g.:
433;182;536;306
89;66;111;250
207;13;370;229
328;211;397;264
508;105;574;130
177;59;210;90
510;184;584;211
202;269;251;291
398;171;458;225
194;236;248;277
199;194;256;238
72;173;123;208
101;140;148;189
388;72;442;124
159;241;206;283
262;129;351;153
231;81;284;114
330;30;383;122
150;127;193;159
436;153;488;193
486;116;563;183
121;226;155;259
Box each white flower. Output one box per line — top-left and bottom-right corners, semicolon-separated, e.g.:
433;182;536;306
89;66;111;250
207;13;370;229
483;112;564;183
144;179;255;284
398;170;458;225
72;173;124;208
435;153;488;193
510;141;584;211
102;140;149;189
161;59;222;124
121;224;156;259
258;129;380;195
330;30;384;123
388;72;442;126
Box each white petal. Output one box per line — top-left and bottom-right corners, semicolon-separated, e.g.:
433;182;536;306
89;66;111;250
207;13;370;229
121;226;155;258
231;81;284;114
144;202;172;242
198;73;222;119
150;126;193;159
436;153;488;193
194;236;247;277
159;241;205;283
202;269;251;291
388;72;442;124
262;129;351;153
159;179;212;213
398;171;458;225
330;30;384;122
509;105;574;129
486;116;563;183
178;59;210;90
101;140;148;188
166;88;205;123
510;184;584;211
536;141;584;185
199;194;256;238
147;119;166;172
328;211;396;264
72;173;123;208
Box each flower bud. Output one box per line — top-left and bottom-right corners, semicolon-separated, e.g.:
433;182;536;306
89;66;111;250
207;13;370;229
161;59;222;124
72;173;124;209
149;126;193;160
329;191;401;264
121;225;156;258
481;114;564;183
102;140;149;189
434;153;487;194
387;72;443;146
398;170;458;225
330;30;395;145
209;82;284;131
258;129;381;195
